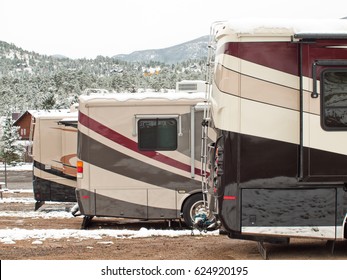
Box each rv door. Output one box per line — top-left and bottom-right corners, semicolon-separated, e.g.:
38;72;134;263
300;40;347;182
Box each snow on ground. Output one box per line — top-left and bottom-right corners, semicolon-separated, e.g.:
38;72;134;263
0;162;33;171
0;193;48;204
0;209;75;218
0;189;219;244
0;196;37;204
0;228;219;245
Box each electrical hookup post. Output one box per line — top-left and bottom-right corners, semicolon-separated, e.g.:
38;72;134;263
1;260;346;280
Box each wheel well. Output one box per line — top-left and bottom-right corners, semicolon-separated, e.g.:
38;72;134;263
180;192;203;214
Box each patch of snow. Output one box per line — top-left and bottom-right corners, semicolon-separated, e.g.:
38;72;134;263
0;228;219;244
0;197;36;204
80;91;205;103
0;210;76;219
9;188;32;192
97;241;114;245
0;163;33;171
2;237;16;244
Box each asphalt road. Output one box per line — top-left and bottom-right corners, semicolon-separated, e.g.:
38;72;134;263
0;170;33;190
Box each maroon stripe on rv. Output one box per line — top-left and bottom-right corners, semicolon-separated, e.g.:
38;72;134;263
79;111;202;176
218;41;347;78
218;41;299;76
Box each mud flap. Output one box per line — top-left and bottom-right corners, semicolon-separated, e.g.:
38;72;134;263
257;241;268;260
81;215;93;229
35;201;45;211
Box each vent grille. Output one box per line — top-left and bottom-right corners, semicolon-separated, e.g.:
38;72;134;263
178;83;198;91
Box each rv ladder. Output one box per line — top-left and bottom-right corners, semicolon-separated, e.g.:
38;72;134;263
200;22;223;207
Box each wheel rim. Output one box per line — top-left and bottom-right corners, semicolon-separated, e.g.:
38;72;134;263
189;200;211;222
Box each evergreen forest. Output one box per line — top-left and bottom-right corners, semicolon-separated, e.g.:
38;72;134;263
0;40;207;115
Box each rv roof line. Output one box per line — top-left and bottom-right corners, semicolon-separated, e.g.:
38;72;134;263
294;33;347;40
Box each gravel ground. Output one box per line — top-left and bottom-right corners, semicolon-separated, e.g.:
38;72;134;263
1;191;347;260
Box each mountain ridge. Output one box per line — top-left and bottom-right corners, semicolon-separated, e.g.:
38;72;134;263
113;35;209;63
1;35;209;64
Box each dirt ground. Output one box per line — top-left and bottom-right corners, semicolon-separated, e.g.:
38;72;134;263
1;191;347;260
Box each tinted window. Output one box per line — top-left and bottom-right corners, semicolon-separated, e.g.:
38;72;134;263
138;118;177;151
321;70;347;130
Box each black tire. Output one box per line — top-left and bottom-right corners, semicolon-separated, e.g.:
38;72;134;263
182;193;205;228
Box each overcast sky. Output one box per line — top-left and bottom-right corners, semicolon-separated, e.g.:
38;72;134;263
0;0;346;59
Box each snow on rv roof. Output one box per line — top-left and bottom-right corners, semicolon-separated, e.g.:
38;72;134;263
220;18;347;36
29;109;77;119
79;91;206;103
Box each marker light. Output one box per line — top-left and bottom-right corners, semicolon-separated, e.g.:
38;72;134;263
77;161;83;178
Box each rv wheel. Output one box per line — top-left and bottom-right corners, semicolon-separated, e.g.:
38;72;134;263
182;194;206;228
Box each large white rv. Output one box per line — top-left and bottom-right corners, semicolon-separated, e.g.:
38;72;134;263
201;19;347;248
76;92;212;228
30;108;78;210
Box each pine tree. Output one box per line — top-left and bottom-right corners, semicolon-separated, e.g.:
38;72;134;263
0;111;24;166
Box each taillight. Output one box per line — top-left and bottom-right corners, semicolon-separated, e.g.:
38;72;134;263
77;161;83;178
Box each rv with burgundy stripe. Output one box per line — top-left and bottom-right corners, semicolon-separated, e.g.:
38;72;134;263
203;19;347;245
75;87;214;228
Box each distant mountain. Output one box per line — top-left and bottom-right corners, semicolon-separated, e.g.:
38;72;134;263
114;35;209;64
51;54;69;59
0;35;209;63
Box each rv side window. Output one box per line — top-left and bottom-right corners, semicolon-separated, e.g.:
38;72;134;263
321;69;347;130
138;118;177;151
